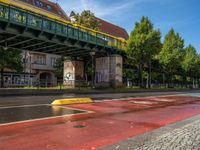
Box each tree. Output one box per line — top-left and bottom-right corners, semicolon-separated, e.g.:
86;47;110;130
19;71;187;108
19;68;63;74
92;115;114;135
0;47;23;88
54;56;65;79
126;16;161;88
70;10;101;31
158;28;184;87
182;45;199;87
195;55;200;87
182;45;197;74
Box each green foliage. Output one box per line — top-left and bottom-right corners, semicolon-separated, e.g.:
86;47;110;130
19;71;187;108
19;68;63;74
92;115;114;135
158;28;184;75
0;47;23;87
70;10;101;31
0;48;22;71
54;56;65;78
123;69;137;79
182;44;198;76
126;16;161;87
127;16;161;63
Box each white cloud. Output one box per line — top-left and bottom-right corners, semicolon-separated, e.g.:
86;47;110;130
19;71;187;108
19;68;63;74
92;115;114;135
57;0;140;17
55;0;169;31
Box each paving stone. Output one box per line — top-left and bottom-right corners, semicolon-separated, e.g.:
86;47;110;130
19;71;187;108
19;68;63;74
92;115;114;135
133;120;200;150
102;115;200;150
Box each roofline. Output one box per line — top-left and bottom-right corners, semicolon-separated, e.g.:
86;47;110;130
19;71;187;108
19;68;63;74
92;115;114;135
96;17;128;34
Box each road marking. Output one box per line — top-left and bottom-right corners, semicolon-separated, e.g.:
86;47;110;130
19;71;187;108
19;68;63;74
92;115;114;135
150;98;175;102
95;93;200;103
0;111;93;127
94;94;183;102
131;101;157;104
0;104;48;109
0;104;94;126
58;105;94;113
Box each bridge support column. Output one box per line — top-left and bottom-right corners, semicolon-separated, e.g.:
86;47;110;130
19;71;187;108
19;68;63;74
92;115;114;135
95;55;123;88
63;60;84;88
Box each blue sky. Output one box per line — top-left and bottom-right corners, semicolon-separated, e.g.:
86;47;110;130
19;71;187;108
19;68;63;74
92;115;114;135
53;0;200;52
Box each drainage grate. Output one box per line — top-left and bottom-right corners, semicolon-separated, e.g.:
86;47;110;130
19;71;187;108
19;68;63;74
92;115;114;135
73;125;86;128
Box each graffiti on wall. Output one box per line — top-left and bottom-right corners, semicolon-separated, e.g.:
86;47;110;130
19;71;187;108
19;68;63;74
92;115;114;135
63;61;75;85
96;70;108;83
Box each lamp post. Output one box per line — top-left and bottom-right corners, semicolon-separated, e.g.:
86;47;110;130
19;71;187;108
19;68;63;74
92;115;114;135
27;51;32;87
90;51;96;88
0;46;8;88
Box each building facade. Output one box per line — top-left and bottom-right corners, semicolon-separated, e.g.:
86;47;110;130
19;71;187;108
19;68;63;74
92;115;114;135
1;0;66;87
1;0;129;87
2;51;60;87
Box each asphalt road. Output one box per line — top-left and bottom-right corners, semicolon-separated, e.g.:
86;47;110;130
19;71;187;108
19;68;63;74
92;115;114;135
1;90;200;149
1;93;200;149
0;90;199;107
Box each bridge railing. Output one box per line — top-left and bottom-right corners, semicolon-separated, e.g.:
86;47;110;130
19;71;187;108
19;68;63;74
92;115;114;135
0;2;126;50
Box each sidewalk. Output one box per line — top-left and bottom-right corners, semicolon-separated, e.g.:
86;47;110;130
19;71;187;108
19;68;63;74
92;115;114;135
102;114;200;150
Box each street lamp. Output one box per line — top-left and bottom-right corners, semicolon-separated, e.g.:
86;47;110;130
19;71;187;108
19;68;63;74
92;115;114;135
27;51;32;87
1;45;8;88
90;51;96;87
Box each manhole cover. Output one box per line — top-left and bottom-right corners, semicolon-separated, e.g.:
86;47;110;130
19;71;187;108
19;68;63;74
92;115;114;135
73;125;86;128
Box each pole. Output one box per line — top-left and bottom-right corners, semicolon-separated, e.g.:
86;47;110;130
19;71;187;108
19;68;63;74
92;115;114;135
24;51;27;86
91;55;94;87
1;48;4;88
1;45;8;88
29;52;32;87
90;52;96;88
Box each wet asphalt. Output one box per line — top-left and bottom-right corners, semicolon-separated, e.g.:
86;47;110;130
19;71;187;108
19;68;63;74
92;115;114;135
0;90;199;125
0;90;200;107
0;105;85;124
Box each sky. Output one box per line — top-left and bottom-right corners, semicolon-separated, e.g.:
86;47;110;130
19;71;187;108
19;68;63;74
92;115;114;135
52;0;200;52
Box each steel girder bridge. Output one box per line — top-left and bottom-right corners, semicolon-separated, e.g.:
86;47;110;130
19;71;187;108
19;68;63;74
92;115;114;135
0;1;126;59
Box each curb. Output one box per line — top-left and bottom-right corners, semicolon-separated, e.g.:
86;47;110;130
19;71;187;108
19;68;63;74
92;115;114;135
51;98;93;106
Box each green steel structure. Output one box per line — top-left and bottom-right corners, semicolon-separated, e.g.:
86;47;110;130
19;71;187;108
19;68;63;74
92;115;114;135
0;2;126;58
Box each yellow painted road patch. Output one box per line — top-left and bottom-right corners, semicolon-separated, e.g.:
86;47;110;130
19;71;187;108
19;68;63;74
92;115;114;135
51;98;93;106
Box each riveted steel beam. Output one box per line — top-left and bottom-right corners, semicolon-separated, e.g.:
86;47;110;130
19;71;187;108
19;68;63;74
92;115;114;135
32;43;59;51
21;41;47;49
8;38;34;47
0;35;19;44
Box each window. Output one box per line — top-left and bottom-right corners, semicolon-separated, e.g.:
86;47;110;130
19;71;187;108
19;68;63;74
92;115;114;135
34;55;46;65
51;57;57;67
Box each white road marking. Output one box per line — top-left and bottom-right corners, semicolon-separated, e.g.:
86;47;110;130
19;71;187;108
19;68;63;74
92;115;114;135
0;111;93;127
94;94;183;102
0;104;94;126
0;104;47;109
131;101;157;104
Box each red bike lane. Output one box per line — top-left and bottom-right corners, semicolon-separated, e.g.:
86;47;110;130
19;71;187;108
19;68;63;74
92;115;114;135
0;95;200;150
